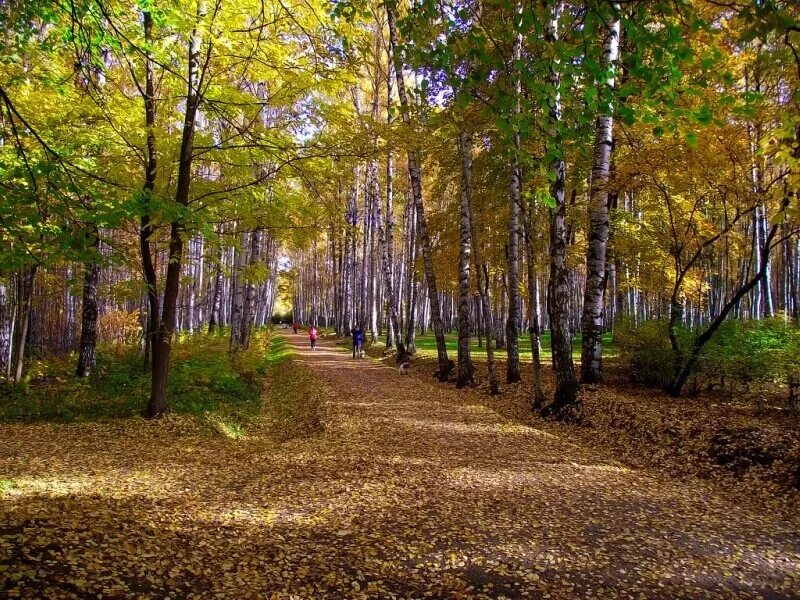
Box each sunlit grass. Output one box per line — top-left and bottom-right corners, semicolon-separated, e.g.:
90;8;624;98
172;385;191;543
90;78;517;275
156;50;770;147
0;328;276;428
393;330;617;361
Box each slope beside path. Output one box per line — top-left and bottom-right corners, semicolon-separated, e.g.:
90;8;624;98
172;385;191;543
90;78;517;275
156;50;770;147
0;329;798;599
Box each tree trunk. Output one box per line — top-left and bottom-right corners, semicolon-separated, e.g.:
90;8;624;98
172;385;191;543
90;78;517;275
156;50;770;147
386;1;452;381
580;11;620;384
0;278;11;380
229;230;248;351
524;201;546;408
465;162;498;394
208;233;223;333
12;266;36;384
381;63;406;361
240;229;261;350
76;226;100;377
542;1;579;418
140;8;159;373
456;129;475;387
148;3;203;418
405;198;418;354
506;9;523;384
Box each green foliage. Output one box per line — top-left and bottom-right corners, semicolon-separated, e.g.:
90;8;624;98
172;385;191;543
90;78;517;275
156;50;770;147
700;318;800;392
0;330;275;430
617;317;800;405
615;318;685;389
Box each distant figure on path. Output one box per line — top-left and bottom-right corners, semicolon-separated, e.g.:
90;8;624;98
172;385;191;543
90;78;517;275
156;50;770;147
293;321;299;334
309;325;318;350
351;325;365;359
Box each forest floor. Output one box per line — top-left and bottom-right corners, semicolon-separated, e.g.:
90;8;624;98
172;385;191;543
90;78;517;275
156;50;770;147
381;335;800;517
2;331;800;599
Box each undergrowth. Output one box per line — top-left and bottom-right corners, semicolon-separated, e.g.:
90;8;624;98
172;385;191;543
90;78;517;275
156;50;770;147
0;329;274;434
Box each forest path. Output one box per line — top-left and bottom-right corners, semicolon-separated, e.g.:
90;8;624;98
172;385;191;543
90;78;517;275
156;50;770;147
278;330;800;598
1;330;798;599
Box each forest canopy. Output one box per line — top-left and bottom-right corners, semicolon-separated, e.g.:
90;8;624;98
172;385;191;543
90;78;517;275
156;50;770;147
0;0;798;417
2;1;800;597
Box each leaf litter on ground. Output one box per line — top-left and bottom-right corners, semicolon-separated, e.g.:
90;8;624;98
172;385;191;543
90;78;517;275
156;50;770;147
1;332;799;598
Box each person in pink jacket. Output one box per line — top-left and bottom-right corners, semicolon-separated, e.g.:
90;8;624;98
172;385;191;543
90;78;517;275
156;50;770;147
308;325;318;350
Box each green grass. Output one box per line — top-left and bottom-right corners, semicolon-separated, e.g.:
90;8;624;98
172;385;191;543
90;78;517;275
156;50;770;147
0;477;16;492
262;335;293;368
387;330;617;361
262;335;325;441
0;329;274;427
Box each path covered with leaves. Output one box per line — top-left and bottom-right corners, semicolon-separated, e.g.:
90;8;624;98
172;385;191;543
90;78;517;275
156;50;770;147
2;331;799;598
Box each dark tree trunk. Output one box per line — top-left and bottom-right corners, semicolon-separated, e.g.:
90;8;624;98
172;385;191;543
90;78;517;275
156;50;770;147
148;7;202;418
140;8;159;373
76;226;100;377
456;130;475;387
666;202;793;395
386;1;452;381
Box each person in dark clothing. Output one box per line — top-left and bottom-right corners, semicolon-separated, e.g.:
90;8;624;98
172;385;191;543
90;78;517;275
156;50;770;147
351;325;365;359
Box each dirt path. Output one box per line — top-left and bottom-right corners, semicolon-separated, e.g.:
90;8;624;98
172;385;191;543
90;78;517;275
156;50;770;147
2;330;799;598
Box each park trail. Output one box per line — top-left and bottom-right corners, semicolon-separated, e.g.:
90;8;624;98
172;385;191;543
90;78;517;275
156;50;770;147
1;329;799;599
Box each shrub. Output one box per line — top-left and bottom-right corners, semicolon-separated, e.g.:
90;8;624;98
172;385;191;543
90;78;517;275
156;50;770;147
0;329;274;427
700;318;800;405
615;318;686;388
98;309;142;351
617;316;800;410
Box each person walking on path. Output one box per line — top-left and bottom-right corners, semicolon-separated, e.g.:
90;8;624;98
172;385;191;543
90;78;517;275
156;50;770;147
351;325;365;359
309;325;318;350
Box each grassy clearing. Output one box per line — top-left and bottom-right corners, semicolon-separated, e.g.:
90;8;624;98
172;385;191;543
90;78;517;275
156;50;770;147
0;329;273;432
368;330;617;361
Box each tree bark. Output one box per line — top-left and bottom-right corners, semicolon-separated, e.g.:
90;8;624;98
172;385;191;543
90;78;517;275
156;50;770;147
208;230;223;333
524;201;546;408
381;62;406;361
76;225;100;377
386;1;452;381
541;1;579;417
505;8;523;384
580;10;620;384
12;266;36;384
148;3;204;418
404;197;418;354
229;230;247;351
240;229;261;350
456;129;475;387
140;7;159;373
0;278;11;380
